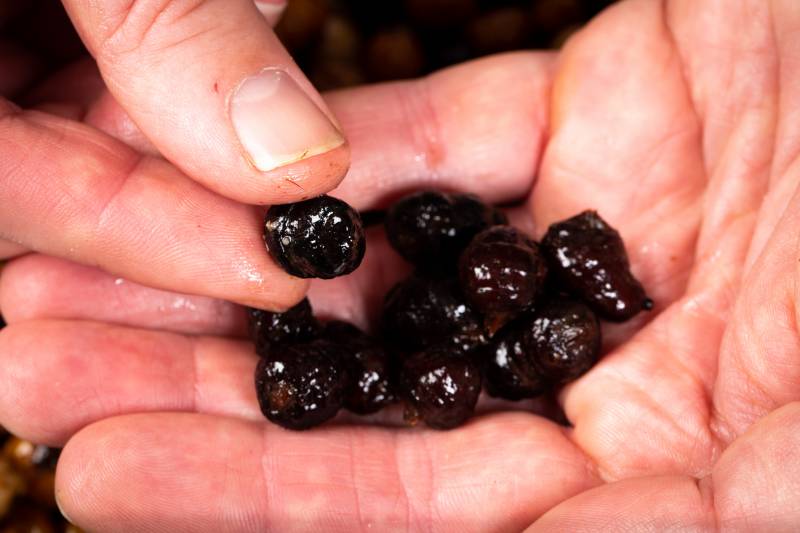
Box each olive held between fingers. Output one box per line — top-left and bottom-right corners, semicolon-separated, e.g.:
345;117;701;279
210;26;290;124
322;321;397;415
541;210;652;322
254;339;348;430
400;347;481;430
264;195;366;279
247;298;320;357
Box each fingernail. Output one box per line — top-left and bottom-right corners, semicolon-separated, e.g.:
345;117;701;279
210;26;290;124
254;1;286;25
231;68;344;172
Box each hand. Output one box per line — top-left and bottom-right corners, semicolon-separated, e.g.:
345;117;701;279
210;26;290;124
0;0;349;311
3;0;800;530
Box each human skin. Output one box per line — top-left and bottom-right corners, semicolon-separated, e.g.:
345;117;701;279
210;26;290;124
0;0;345;312
2;0;800;530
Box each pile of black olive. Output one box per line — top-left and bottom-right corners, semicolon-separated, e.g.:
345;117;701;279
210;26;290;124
252;191;651;431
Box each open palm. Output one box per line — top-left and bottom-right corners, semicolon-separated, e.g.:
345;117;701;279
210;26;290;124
2;0;799;530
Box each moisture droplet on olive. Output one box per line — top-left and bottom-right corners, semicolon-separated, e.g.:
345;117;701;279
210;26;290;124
458;226;548;330
384;190;507;274
400;347;481;430
322;320;396;415
541;210;652;322
247;298;320;357
382;275;484;354
254;339;348;430
264;195;366;279
526;298;601;383
481;317;549;400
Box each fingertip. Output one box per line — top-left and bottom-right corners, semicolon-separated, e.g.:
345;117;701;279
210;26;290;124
0;322;56;445
0;255;44;323
55;419;116;529
256;142;351;205
229;68;349;203
245;273;311;312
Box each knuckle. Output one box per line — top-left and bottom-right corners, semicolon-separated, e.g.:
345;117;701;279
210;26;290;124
99;0;213;58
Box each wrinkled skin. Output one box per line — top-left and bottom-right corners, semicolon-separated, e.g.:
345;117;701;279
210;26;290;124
2;0;800;530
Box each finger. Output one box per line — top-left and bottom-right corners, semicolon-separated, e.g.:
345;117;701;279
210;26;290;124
527;476;713;532
0;254;246;336
710;402;800;530
0;104;307;309
529;402;800;531
0;319;258;444
77;51;556;208
329;52;555;208
62;0;349;205
24;58;157;153
0;239;27;260
84;89;157;154
0;316;564;446
0;223;406;336
56;412;597;532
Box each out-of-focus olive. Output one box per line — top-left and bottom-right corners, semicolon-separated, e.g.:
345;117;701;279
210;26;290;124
275;0;330;52
365;27;425;81
468;7;530;54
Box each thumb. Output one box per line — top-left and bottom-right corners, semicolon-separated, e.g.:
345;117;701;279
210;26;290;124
62;0;347;205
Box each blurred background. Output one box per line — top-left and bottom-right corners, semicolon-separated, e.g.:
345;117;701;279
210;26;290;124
0;0;618;530
277;0;618;90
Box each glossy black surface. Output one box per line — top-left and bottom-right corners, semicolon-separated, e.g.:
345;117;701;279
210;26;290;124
264;195;366;279
526;298;601;383
400;347;481;429
384;191;507;274
247;298;320;357
322;321;396;415
254;340;348;430
541;210;651;322
481;317;549;400
382;275;484;354
459;226;548;325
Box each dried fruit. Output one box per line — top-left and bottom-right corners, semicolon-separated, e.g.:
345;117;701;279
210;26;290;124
458;226;548;329
254;340;348;430
322;321;396;415
385;191;506;274
247;298;319;356
481;318;549;400
400;347;481;429
264;195;366;280
382;276;484;354
541;211;652;321
527;298;601;383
